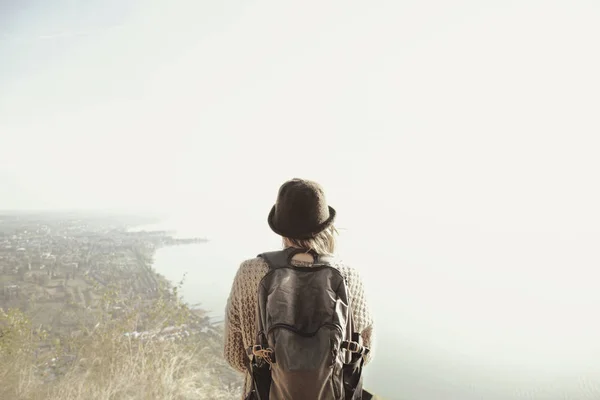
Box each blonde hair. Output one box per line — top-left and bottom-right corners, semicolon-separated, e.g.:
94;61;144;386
282;225;338;256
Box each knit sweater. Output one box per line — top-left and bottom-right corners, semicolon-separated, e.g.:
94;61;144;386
223;254;375;398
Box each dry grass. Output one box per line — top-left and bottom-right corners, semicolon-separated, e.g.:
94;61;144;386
0;286;243;400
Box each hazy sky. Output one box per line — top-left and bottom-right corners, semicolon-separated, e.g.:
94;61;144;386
1;0;599;235
3;3;600;397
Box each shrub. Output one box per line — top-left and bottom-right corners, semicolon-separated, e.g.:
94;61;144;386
0;283;243;400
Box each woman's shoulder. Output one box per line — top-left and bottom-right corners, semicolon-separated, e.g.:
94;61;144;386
239;256;269;268
234;256;270;279
331;259;365;283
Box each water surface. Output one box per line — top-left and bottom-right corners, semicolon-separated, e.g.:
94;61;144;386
144;216;600;399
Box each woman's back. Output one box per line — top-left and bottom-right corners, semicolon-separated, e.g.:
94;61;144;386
224;253;374;397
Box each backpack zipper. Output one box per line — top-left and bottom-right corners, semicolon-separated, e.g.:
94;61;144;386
267;323;343;337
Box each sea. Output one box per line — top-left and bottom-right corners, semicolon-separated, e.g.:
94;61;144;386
132;216;600;400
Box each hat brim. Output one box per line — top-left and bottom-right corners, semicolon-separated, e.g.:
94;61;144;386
268;205;336;240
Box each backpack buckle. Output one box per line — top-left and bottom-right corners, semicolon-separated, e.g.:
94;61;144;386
252;345;263;353
252;345;275;368
344;341;360;353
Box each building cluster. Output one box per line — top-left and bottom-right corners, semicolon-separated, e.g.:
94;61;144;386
0;214;206;333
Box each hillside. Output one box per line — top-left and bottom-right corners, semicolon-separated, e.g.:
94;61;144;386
0;286;243;399
0;212;241;399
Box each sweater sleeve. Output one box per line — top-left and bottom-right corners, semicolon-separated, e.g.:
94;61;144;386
224;264;249;373
342;265;376;365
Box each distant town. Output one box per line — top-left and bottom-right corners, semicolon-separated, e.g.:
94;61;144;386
0;211;208;338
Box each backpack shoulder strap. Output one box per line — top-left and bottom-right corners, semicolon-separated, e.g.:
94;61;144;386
257;249;290;270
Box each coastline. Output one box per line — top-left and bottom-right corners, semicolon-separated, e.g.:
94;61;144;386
0;213;214;339
0;212;243;398
127;223;225;324
150;243;227;325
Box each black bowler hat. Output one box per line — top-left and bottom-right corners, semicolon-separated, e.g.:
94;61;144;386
268;178;336;240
